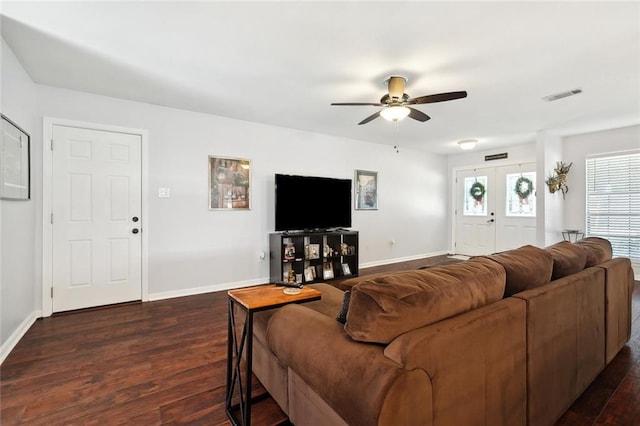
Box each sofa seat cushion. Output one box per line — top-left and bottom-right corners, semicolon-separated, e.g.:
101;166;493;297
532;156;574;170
575;237;613;267
483;245;553;297
254;283;344;345
344;257;506;344
546;240;588;280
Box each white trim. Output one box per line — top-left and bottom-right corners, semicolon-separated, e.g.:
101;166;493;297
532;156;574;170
0;310;41;364
359;250;449;269
149;277;270;301
586;148;640;160
42;117;149;316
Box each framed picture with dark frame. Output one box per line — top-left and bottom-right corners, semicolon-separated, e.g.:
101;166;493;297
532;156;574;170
1;114;30;200
208;156;251;210
355;170;377;210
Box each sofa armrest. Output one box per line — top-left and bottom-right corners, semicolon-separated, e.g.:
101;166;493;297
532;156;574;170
266;303;432;426
595;258;634;363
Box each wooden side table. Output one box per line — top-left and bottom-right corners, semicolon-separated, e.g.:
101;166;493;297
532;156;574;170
225;285;321;426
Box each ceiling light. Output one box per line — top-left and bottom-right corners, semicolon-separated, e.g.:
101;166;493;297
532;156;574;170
380;106;410;122
457;139;478;150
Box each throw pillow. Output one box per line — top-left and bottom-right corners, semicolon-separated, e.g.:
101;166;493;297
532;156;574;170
545;241;588;280
484;245;553;297
575;237;613;267
344;257;505;343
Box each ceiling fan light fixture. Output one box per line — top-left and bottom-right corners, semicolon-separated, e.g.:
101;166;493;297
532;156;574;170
380;106;410;122
457;139;478;150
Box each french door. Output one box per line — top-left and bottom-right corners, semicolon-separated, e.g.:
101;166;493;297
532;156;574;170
455;163;536;256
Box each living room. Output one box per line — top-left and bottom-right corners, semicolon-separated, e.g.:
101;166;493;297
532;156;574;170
1;2;639;424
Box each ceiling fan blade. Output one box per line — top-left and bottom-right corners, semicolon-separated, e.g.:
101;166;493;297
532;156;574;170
407;91;468;105
408;107;430;122
331;102;383;106
358;111;381;125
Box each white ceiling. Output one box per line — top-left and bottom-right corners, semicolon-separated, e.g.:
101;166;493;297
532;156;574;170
2;1;639;154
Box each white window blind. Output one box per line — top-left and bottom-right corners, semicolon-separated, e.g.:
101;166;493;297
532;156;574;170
586;151;640;263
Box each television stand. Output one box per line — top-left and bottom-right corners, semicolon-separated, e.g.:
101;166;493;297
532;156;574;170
269;230;358;284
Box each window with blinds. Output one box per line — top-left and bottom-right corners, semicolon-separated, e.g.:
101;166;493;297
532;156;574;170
586;151;640;264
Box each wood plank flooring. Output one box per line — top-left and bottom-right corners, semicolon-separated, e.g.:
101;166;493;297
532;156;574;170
1;256;639;425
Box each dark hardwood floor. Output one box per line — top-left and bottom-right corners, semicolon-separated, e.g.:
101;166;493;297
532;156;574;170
1;256;639;425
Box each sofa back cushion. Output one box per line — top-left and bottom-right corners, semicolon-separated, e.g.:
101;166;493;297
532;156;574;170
483;245;553;297
575;237;613;267
545;241;588;280
344;257;505;344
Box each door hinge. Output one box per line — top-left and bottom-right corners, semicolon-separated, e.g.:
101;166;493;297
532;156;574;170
50;139;54;150
51;287;53;298
50;213;54;224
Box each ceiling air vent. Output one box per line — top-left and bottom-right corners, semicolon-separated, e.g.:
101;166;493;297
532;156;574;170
543;88;583;102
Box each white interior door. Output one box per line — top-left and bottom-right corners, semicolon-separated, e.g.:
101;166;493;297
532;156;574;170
495;163;537;252
455;168;496;256
51;125;142;312
455;163;537;256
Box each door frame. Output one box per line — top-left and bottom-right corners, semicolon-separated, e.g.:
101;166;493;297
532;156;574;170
450;160;537;255
42;117;149;317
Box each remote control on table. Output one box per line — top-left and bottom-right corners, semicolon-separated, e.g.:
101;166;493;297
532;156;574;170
274;281;303;289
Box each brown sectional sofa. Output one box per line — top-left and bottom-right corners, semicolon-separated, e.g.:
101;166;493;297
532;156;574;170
252;237;634;426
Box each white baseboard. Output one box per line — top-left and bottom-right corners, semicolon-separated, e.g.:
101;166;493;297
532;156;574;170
1;310;41;365
360;250;449;270
148;277;270;301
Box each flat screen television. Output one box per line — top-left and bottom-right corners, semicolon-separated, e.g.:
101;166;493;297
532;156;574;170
275;174;352;232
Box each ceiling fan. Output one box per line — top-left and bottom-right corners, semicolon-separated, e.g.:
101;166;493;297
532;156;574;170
331;76;467;125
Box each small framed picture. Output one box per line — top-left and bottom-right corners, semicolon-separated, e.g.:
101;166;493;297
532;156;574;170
1;115;30;200
311;244;320;259
323;263;334;280
304;267;315;282
355;170;377;210
341;263;351;276
208;156;251;210
284;243;295;260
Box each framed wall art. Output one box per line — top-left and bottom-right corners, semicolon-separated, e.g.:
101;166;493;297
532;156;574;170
1;114;30;200
355;169;377;210
208;156;251;210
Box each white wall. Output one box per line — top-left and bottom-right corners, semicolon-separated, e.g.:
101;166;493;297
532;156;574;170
563;125;640;230
36;85;449;299
564;125;640;278
0;38;39;361
537;131;564;246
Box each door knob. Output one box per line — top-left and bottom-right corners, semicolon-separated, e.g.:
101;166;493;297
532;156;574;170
132;228;140;234
487;219;495;223
132;216;139;222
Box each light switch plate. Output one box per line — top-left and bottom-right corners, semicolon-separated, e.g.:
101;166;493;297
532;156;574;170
158;187;170;198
